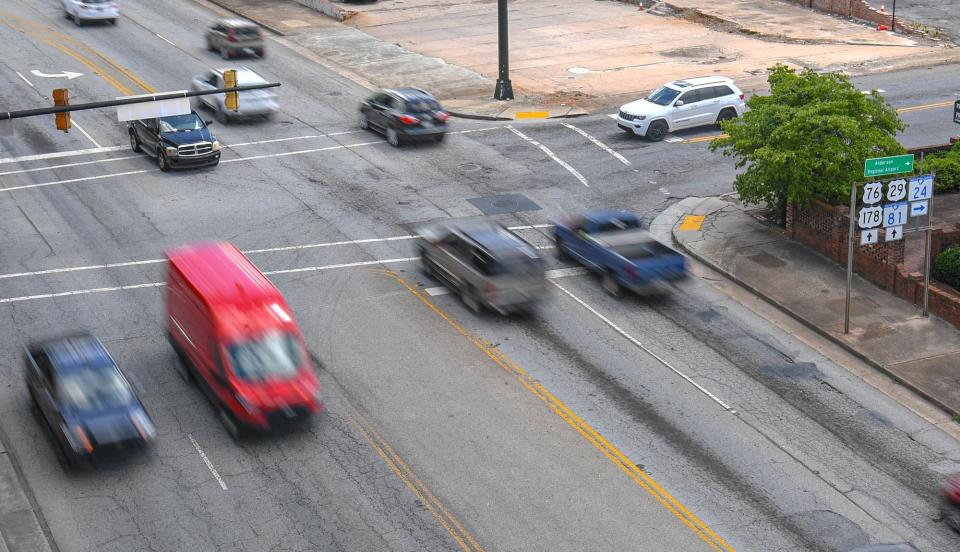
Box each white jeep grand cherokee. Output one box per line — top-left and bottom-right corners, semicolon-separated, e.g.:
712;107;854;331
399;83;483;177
617;77;746;141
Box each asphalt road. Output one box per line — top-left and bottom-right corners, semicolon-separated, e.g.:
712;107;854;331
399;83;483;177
1;0;960;551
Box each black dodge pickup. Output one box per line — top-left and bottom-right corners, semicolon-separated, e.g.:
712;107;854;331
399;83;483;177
129;111;222;171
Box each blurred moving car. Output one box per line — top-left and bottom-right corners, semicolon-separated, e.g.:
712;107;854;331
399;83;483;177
554;210;687;297
417;220;546;314
24;334;156;468
61;0;119;26
942;475;960;532
191;67;279;123
129;111;222;171
206;19;265;59
359;88;449;147
165;242;323;439
616;77;745;141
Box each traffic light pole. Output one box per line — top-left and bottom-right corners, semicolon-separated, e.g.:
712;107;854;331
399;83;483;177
0;82;280;121
494;0;514;101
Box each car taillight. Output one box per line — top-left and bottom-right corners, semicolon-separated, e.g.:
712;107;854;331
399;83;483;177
625;264;639;278
481;282;497;295
739;93;745;100
227;30;237;42
73;425;94;453
435;111;449;122
398;114;419;125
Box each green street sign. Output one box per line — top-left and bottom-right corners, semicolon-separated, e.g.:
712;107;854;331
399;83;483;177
864;154;915;178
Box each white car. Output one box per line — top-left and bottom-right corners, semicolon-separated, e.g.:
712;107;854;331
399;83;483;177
62;0;119;26
190;67;279;123
617;77;745;141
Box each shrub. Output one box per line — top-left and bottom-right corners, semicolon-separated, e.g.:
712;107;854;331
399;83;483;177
924;141;960;193
933;246;960;289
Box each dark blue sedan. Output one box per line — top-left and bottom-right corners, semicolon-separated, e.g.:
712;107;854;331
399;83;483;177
24;334;156;468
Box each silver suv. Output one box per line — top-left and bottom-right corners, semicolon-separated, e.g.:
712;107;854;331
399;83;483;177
617;77;746;141
416;220;547;315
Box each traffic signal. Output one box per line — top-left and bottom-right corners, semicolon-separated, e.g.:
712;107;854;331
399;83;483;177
53;88;71;132
223;69;239;112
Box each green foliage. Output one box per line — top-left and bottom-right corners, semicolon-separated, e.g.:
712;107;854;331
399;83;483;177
923;141;960;193
934;246;960;289
710;65;905;207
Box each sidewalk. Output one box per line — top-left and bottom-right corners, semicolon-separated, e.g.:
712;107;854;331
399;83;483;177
670;195;960;416
198;0;960;119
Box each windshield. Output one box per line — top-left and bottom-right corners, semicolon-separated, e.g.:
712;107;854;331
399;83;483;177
645;86;681;106
159;113;204;132
228;332;303;382
59;368;135;412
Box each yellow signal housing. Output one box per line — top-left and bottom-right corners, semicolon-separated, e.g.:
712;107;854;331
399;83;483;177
223;69;239;112
53;88;71;132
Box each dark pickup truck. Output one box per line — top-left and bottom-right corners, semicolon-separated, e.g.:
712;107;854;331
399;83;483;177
129;111;222;171
24;334;156;468
554;210;687;296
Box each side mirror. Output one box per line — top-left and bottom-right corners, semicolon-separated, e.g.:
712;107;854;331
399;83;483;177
674;100;685;107
205;120;213;126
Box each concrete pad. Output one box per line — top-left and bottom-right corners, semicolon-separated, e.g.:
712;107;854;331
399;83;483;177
889;354;960;413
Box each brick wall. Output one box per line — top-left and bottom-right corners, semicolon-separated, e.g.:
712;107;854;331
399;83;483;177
787;199;960;327
784;0;906;32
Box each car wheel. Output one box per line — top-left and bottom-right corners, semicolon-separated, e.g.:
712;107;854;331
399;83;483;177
386;127;401;147
358;111;369;130
73;14;83;26
556;240;570;261
256;48;265;58
434;133;445;143
462;287;482;314
219;408;242;441
64;9;71;19
157;150;170;172
219;46;230;60
215;105;229;124
419;250;435;276
110;18;118;25
129;130;141;153
716;108;737;128
601;272;621;298
646;120;667;142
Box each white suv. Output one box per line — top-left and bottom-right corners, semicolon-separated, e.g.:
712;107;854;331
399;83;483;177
617;77;745;141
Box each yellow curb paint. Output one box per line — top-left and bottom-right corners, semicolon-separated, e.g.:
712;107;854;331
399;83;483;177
515;111;549;119
679;215;706;231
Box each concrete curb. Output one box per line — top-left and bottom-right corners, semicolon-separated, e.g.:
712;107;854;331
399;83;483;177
669;198;960;419
199;0;288;35
291;0;356;23
447;111;512;122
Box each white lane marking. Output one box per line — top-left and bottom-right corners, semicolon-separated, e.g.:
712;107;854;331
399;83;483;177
15;71;35;88
263;257;418;275
187;433;228;491
561;122;630;165
607;114;617;120
549;280;736;413
507;126;589;187
0;282;164;304
0;155;140;176
0;145;129;165
425;266;589;296
0;224;552;280
663;136;684;143
155;33;176;46
72;121;102;149
0;127;506;193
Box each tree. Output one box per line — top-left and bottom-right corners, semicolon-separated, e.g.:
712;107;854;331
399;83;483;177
710;65;905;223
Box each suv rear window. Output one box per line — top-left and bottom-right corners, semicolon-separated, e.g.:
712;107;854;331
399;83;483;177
406;98;441;113
232;28;261;38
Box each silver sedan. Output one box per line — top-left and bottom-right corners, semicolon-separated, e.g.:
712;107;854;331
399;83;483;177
190;67;279;123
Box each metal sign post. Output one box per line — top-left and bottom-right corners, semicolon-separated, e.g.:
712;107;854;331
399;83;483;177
845;183;857;334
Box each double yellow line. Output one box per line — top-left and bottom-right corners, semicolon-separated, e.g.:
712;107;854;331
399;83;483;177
2;11;155;96
381;269;734;552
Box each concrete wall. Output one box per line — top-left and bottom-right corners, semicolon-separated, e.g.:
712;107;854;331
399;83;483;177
784;0;905;32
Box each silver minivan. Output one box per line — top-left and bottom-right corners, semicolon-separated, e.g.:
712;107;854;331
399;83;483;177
205;19;265;59
417;220;547;314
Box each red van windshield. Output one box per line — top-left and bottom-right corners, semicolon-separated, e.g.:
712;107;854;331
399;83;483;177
227;331;302;381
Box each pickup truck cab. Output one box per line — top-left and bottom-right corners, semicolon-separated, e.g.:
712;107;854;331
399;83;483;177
24;333;156;468
554;210;687;297
129;111;222;171
165;242;323;439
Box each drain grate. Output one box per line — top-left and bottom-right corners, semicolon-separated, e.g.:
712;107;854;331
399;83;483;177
467;193;541;216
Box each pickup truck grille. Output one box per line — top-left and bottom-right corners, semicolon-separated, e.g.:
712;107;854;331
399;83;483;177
177;142;213;157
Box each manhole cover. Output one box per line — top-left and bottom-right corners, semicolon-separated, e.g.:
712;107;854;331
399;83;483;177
467;193;541;216
458;163;482;173
567;67;591;74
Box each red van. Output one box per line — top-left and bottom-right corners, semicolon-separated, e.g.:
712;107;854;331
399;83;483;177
165;242;323;438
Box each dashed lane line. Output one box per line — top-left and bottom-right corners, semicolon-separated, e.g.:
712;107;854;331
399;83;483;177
187;433;228;491
425;267;589;296
561;123;630;165
507;126;589;187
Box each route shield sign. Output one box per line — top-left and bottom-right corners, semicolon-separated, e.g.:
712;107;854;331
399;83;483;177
883;202;908;228
860;228;878;245
862;182;883;204
864;154;914;178
908;175;934;202
858;206;883;229
885;226;903;242
886;179;907;202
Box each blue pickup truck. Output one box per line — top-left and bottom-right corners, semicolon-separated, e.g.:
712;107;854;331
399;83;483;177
553;210;687;296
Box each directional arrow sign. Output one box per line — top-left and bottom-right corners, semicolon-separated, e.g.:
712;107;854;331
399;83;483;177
860;229;878;245
910;200;929;218
885;225;903;242
30;70;83;79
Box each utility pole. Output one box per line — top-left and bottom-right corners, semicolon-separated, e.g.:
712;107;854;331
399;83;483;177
891;0;897;33
494;0;514;101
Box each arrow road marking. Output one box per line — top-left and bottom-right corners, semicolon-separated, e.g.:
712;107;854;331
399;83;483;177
30;70;83;79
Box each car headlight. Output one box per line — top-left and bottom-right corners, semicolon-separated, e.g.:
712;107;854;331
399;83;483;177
634;114;647;121
130;410;157;440
212;140;222;151
164;146;178;156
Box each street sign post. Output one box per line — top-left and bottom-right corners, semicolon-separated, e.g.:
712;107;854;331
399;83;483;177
864;154;915;178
